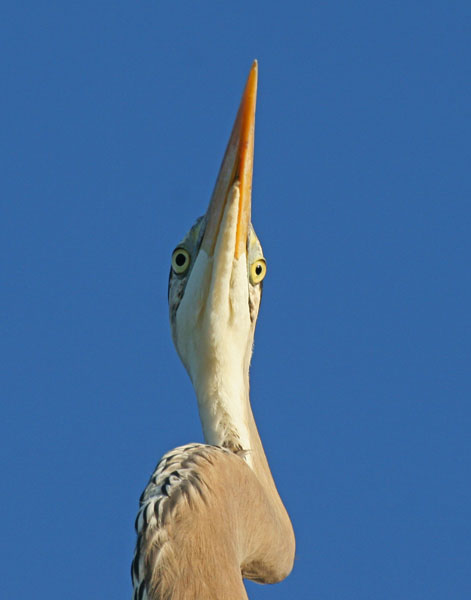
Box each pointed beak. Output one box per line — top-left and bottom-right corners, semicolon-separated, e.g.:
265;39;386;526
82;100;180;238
201;61;257;259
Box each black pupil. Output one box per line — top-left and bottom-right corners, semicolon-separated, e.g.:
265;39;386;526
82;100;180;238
175;253;186;267
255;264;262;276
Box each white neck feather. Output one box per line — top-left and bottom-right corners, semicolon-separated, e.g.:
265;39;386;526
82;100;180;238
194;358;252;452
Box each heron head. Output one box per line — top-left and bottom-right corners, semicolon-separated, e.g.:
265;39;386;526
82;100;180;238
168;62;265;391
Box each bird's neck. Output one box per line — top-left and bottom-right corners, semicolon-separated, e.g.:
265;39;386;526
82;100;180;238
193;361;279;494
195;365;251;452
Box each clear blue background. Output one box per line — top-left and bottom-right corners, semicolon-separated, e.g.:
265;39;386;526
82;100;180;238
2;2;470;598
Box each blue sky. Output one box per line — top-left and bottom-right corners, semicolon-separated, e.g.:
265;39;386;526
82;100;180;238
2;2;470;598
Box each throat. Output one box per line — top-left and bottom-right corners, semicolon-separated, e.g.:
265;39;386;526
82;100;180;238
194;365;253;457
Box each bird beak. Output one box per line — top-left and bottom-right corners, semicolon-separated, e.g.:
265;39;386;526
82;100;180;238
201;61;257;259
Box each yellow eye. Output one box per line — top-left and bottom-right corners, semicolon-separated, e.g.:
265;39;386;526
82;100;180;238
171;248;191;274
250;259;266;284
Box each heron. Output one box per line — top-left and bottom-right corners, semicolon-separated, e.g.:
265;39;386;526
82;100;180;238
131;61;295;600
